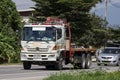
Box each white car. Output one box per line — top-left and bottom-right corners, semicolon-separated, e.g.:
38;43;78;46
97;47;120;66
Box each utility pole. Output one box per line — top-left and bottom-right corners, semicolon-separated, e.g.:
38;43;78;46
104;0;108;27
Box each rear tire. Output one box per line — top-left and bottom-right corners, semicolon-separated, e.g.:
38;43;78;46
85;54;91;69
79;54;86;69
23;61;31;70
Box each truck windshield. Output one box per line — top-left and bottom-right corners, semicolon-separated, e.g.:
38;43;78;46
22;27;57;41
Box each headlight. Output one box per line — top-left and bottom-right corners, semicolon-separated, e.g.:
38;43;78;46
98;55;101;59
21;54;26;58
22;55;26;57
113;56;118;60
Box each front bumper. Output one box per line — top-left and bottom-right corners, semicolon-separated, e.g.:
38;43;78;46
21;52;57;62
97;58;118;65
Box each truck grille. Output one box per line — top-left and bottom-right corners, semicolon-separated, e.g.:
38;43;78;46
27;48;48;52
102;57;112;59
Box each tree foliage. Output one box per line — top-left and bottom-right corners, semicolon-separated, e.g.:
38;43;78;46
0;0;22;63
32;0;119;48
32;0;101;46
89;14;111;47
109;27;120;41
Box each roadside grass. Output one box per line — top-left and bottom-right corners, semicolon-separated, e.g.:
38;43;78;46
44;71;120;80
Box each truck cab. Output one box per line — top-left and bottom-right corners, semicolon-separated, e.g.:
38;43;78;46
21;17;71;70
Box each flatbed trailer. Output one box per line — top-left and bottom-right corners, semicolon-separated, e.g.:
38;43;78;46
71;48;96;53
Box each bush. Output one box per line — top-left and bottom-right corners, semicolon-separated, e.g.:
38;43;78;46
0;42;19;64
44;71;120;80
0;0;22;64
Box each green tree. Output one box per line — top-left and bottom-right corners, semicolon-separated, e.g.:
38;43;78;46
110;27;120;41
32;0;101;46
0;0;22;63
89;14;111;47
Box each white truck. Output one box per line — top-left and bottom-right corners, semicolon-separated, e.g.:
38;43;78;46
20;17;96;70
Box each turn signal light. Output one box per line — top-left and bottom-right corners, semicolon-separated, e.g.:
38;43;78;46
52;45;61;50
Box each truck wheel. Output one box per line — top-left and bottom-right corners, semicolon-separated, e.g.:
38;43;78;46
55;58;63;70
80;54;86;69
23;61;31;70
85;54;91;69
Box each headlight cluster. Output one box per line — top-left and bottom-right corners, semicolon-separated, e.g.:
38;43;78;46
52;45;61;50
97;55;101;59
21;54;26;58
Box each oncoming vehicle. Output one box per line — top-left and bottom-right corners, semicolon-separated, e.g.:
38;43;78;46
20;17;96;70
97;47;120;66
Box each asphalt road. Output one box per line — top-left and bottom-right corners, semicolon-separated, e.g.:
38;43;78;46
0;62;120;80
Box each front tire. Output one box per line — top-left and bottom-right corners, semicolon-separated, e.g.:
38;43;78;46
55;57;63;70
23;61;31;70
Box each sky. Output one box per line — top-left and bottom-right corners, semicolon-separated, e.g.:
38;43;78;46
12;0;35;10
12;0;120;26
91;0;120;26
